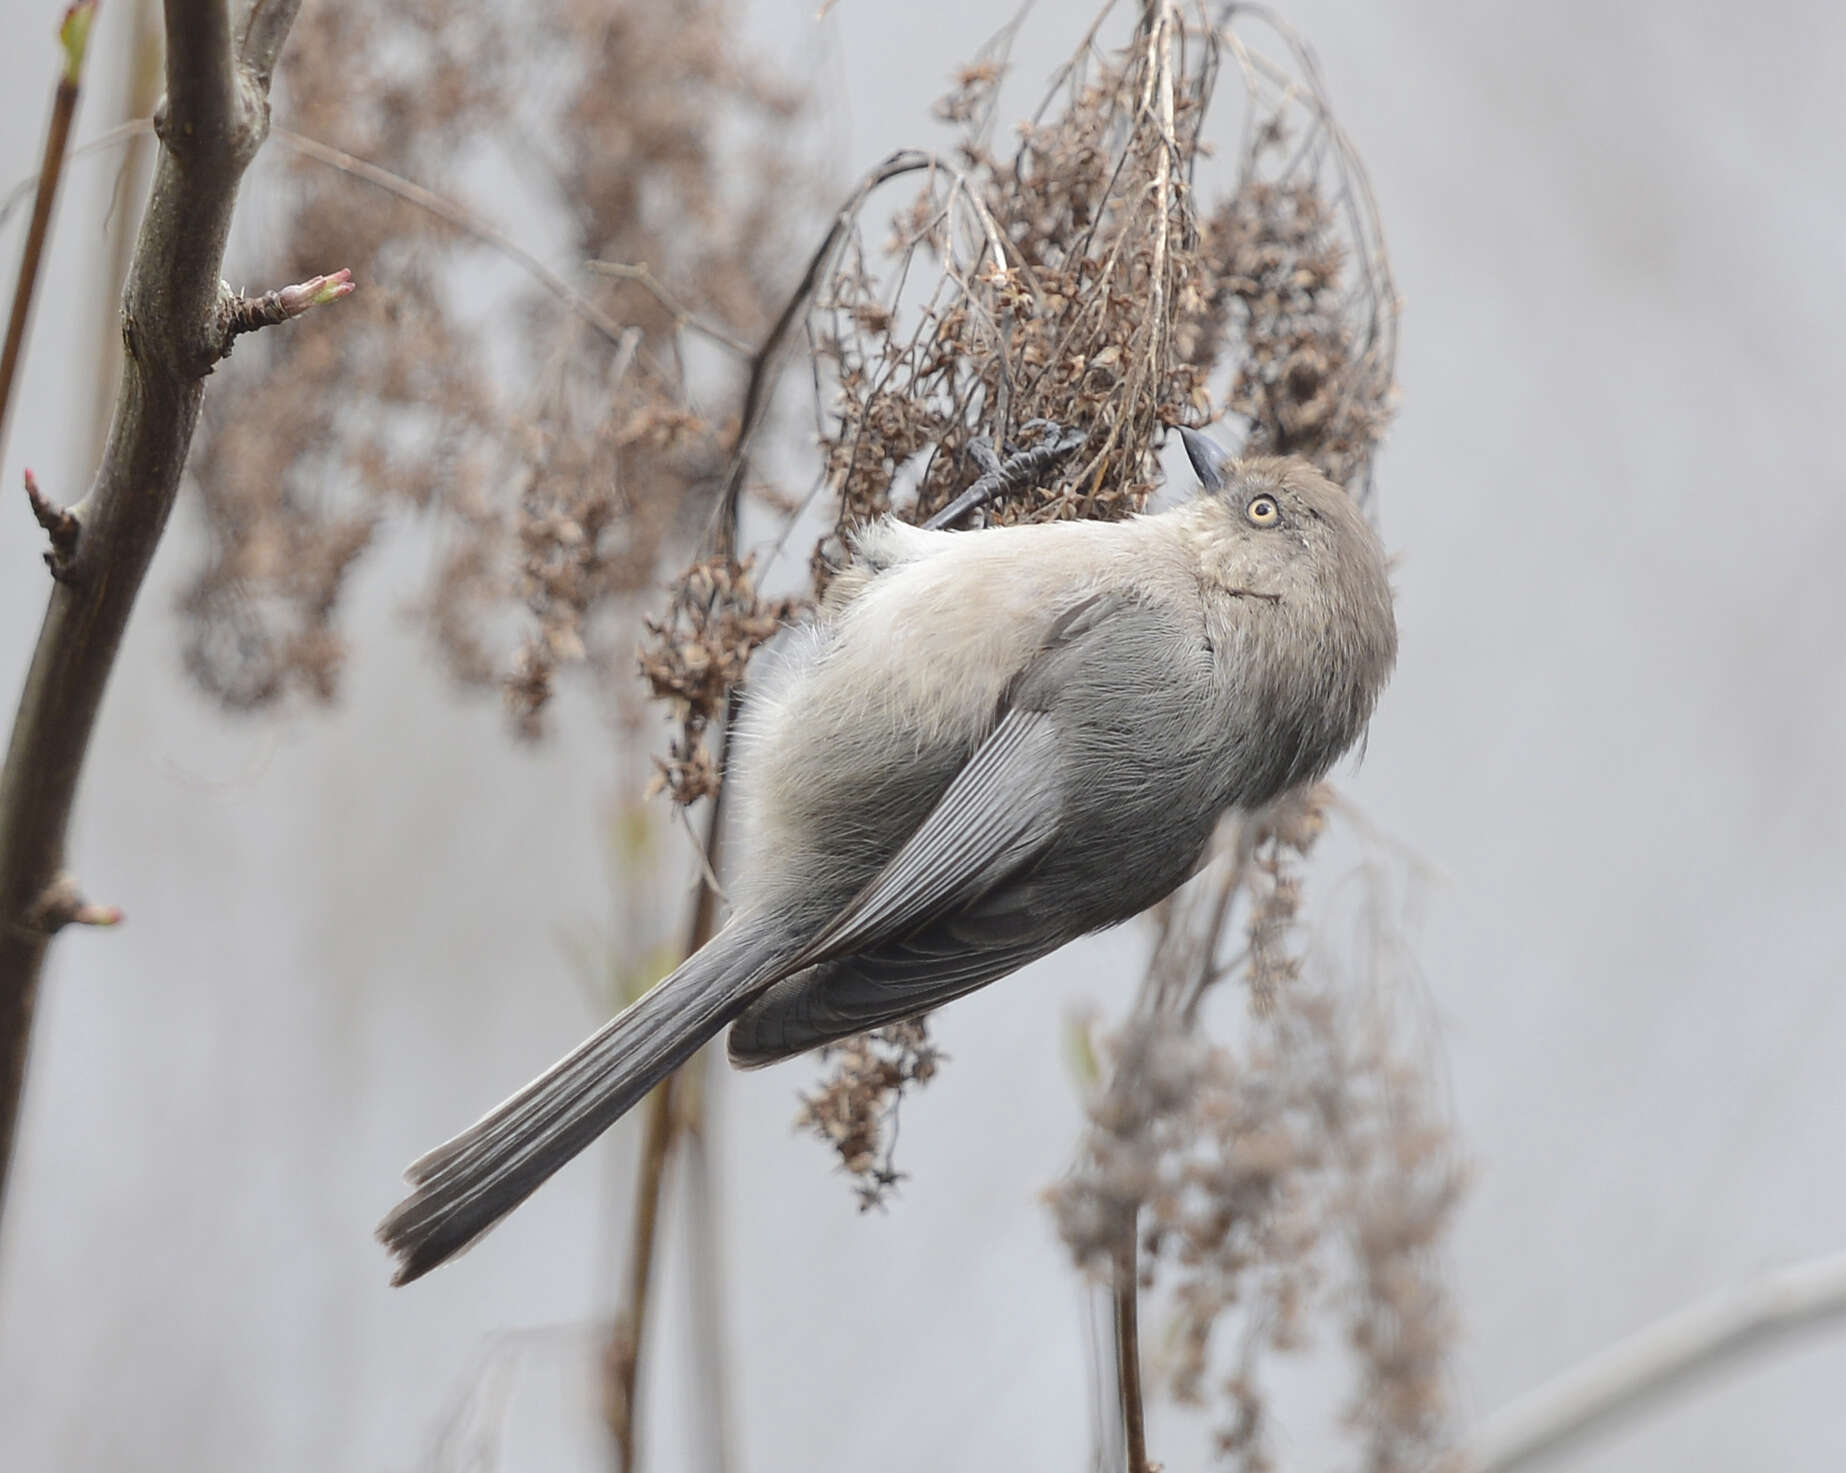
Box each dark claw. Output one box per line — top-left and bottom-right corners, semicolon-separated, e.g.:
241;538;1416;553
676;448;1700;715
1001;417;1060;457
967;439;1004;476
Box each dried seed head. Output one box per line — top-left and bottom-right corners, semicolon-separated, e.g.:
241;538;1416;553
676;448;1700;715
185;0;807;735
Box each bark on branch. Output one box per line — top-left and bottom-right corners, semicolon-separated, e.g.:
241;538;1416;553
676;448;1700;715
0;0;321;1238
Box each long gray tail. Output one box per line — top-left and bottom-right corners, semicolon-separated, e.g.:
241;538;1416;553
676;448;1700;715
379;918;787;1284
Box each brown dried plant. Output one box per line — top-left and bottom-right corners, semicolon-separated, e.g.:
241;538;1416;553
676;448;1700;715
1049;792;1464;1473
794;1020;943;1210
186;0;806;739
791;0;1397;585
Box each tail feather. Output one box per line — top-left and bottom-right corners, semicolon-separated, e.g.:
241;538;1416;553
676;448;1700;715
379;919;785;1284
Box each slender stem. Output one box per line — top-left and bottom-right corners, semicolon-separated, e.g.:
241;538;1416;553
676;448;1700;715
679;1075;734;1473
609;769;730;1472
11;121;633;355
0;2;94;469
1470;1249;1846;1473
84;0;163;472
585;261;753;358
609;1072;676;1471
1115;1217;1151;1473
710;149;943;548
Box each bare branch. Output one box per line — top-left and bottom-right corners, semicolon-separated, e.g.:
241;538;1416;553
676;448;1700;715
0;0;307;1235
237;0;305;87
0;120;152;237
160;0;238;157
1470;1250;1846;1473
711;148;945;552
677;1070;735;1473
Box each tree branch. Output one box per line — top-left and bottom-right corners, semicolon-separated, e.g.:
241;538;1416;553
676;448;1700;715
238;0;302;87
710;149;943;548
161;0;239;151
0;0;320;1238
1469;1249;1846;1473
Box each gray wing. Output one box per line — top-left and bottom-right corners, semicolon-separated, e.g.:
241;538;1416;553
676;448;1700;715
775;592;1145;979
726;707;1069;1067
780;707;1063;972
728;923;1065;1066
730;592;1218;1064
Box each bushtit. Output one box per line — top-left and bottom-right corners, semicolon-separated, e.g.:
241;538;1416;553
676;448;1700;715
379;429;1396;1283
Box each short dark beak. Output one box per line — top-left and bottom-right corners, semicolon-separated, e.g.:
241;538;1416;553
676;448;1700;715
1176;425;1230;492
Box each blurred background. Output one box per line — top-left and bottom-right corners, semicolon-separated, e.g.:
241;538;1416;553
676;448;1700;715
1;1;1843;1470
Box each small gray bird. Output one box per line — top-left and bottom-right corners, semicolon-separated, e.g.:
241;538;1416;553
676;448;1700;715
379;429;1396;1283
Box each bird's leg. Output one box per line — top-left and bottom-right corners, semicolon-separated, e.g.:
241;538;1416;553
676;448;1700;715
923;420;1087;530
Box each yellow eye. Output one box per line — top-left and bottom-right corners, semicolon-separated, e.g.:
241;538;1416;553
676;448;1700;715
1245;495;1279;526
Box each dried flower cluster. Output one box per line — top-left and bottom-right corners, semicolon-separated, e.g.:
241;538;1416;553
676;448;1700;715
1050;792;1463;1472
792;0;1398;610
636;555;796;805
1213;181;1395;492
1242;782;1324;1014
185;0;806;735
793;1021;942;1209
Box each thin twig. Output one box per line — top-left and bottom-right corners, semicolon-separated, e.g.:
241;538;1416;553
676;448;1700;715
1469;1249;1846;1473
709;148;958;553
0;119;151;235
0;1;95;469
609;299;766;1444
271;128;634;350
5;120;639;359
217;268;357;347
22;469;80;578
1115;1218;1151;1473
607;1052;676;1471
585;261;753;357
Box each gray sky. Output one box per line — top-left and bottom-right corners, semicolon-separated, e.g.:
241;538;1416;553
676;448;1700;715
1;1;1842;1470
